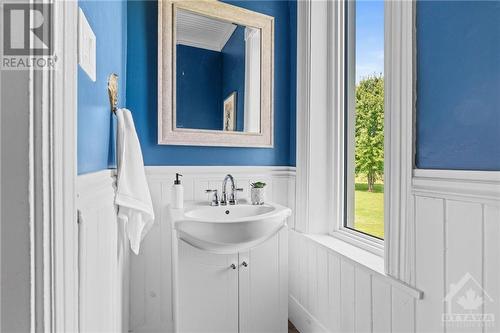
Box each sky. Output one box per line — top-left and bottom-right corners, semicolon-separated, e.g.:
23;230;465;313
355;0;384;83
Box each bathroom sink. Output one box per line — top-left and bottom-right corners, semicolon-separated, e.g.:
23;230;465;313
169;201;292;253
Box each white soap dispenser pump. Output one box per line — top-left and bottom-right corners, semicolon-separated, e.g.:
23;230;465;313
171;173;184;209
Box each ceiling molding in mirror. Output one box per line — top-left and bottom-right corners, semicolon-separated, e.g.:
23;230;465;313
158;0;274;147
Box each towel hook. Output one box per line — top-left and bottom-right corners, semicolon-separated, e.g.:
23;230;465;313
108;73;119;114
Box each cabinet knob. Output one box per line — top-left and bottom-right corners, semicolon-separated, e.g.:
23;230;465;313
241;261;248;267
230;263;236;270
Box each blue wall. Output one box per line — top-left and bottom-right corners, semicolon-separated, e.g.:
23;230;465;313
77;0;500;172
221;26;246;132
127;0;295;166
416;1;500;170
176;45;223;130
77;0;127;174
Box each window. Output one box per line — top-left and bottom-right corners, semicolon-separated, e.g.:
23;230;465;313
344;0;385;240
296;0;414;273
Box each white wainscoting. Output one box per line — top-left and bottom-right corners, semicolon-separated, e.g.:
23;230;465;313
77;170;129;333
129;166;296;333
289;169;500;333
413;170;500;333
289;230;417;333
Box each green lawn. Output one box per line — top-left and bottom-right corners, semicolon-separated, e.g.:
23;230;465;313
354;183;384;239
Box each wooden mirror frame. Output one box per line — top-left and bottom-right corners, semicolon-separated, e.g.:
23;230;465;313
158;0;274;147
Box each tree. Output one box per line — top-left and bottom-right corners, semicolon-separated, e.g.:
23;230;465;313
355;75;384;192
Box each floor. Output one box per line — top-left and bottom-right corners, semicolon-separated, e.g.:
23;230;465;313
288;321;300;333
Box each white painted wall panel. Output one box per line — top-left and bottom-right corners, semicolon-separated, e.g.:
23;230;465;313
391;288;414;333
316;248;329;326
307;243;319;318
371;277;391;333
327;254;342;333
77;170;126;333
415;196;445;333
483;205;500;333
298;232;309;309
289;230;300;301
445;200;483;333
340;260;355;333
354;269;372;333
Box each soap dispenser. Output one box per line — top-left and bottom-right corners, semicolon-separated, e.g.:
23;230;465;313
171;173;184;209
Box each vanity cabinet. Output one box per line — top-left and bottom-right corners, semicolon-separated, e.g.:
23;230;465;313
175;228;288;333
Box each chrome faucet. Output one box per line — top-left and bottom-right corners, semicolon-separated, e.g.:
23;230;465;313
205;189;219;206
220;174;243;205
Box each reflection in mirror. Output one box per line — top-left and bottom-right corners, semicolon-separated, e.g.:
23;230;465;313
175;9;261;133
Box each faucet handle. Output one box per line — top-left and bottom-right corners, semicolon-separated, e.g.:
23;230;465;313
205;189;219;206
230;188;244;205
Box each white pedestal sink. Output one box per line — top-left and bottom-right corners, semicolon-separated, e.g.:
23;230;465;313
168;200;291;254
169;200;291;333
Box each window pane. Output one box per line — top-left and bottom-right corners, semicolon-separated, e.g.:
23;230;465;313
345;0;384;240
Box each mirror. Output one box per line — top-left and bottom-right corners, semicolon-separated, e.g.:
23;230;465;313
176;9;261;133
158;0;274;147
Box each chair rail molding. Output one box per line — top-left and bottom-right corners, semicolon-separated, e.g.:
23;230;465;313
413;169;500;204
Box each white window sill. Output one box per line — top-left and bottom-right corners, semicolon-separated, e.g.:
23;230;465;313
302;233;423;300
330;229;384;257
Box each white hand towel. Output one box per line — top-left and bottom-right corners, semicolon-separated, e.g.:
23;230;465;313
115;108;155;255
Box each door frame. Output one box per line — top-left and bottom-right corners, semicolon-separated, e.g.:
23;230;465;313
29;0;79;331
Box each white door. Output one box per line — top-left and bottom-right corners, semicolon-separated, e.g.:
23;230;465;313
239;230;288;333
178;240;239;333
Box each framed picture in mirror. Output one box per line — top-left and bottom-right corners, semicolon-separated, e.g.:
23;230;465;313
223;92;237;131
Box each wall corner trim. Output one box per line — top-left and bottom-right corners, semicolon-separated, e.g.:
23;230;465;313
384;0;416;285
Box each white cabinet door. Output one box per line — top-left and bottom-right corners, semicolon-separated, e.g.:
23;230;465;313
239;229;288;333
178;240;239;333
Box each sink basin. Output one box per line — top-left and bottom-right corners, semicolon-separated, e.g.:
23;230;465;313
169;200;292;253
184;204;275;220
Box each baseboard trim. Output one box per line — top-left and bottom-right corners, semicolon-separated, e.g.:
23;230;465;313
288;295;329;333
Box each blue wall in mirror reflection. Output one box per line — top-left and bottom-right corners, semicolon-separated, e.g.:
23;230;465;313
176;26;246;132
176;45;223;130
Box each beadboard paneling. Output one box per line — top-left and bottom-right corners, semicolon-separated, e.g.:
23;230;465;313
129;166;296;333
413;170;500;333
77;170;128;333
289;230;416;333
290;170;500;333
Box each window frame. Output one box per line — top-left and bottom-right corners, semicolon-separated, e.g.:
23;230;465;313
328;0;385;256
295;0;415;281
